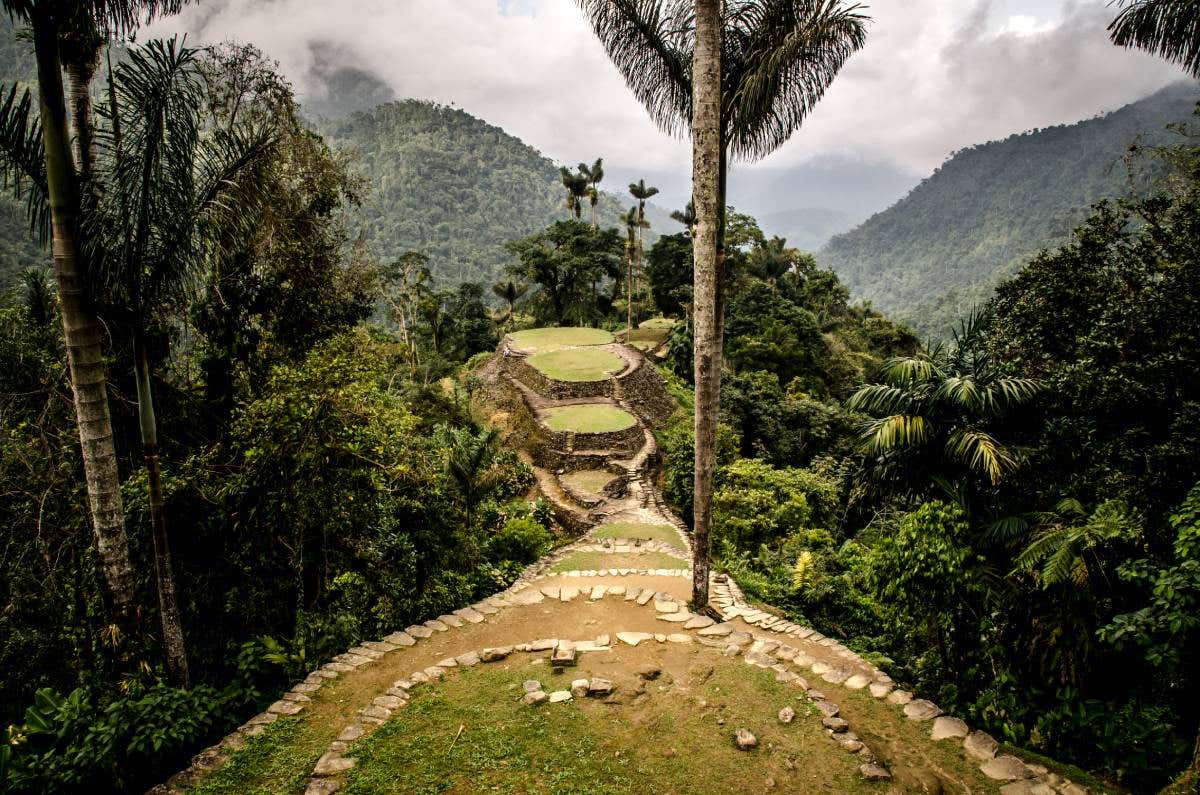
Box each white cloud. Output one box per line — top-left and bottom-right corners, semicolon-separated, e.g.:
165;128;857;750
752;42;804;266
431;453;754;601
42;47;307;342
147;0;1188;197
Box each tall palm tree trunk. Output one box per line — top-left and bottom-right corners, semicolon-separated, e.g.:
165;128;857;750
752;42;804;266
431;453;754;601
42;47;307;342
134;333;190;687
691;0;722;609
32;13;137;626
627;249;634;332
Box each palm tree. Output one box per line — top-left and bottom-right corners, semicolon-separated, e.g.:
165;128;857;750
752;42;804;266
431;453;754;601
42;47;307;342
1013;499;1141;590
491;279;529;327
445;426;504;531
559;165;589;220
847;313;1040;495
579;157;605;229
670;199;697;236
1110;0;1200;76
0;0;186;633
629;178;658;319
578;0;868;606
87;38;277;686
749;235;793;284
621;205;640;331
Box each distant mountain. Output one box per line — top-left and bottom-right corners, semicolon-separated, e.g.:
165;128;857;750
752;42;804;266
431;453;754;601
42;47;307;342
318;100;668;288
756;206;855;252
819;82;1200;339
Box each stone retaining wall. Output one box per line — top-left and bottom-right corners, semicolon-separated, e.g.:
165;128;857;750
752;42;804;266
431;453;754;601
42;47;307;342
528;418;645;471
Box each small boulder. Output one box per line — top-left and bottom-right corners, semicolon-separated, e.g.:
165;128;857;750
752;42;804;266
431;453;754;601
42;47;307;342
930;716;969;741
823;717;850;733
570;678;590;698
522;690;548;706
547;690;572;704
860;763;891;781
522;680;542;693
587;677;614;696
480;646;512;662
963;730;999;761
734;728;758;750
903;699;941;721
778;706;796;724
980;755;1033;781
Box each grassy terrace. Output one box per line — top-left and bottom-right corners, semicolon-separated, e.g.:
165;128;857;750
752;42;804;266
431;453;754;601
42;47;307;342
541;404;637;433
527;347;625;382
592;521;684;547
548;550;686;573
340;661;872;795
560;468;617;495
507;326;614;351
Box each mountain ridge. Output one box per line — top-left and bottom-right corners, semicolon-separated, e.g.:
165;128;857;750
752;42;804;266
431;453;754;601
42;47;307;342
818;81;1200;338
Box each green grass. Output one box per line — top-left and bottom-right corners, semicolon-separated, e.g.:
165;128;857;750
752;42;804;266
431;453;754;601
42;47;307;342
527;348;625;382
342;660;870;794
186;717;324;795
592;521;684;547
548;550;687;573
542;404;637;433
561;469;617;495
639;317;676;330
508;326;614;351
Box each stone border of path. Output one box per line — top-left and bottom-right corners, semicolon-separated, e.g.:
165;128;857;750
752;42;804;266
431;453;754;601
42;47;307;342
705;576;1093;794
299;590;892;795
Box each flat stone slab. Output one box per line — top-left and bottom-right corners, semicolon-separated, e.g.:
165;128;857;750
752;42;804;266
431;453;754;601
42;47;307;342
810;661;831;675
981;755;1033;781
654;600;680;612
814;700;840;719
667;633;692;644
684;615;715;629
587;677;614;696
616;631;653;647
453;607;486;623
313;752;354;777
540;586;560;599
548;690;573;703
423;619;449;632
964;730;1000;761
931;716;970;741
624;587;641;601
823;716;850;733
698;623;734;637
635;590;656;605
437;614;465;628
860;763;891;781
384;631;416;647
886;689;913;705
903;699;941;721
560;587;580;601
406;625;433;639
481;646;512;662
267;700;303;716
821;668;851;684
522;690;548;706
844;674;871;690
456;651;481;667
657;611;692;623
868;682;892;699
523;680;542;693
551;643;577;666
590;585;607;600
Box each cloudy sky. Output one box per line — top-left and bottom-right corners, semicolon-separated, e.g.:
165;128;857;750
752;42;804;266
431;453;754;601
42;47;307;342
149;0;1189;216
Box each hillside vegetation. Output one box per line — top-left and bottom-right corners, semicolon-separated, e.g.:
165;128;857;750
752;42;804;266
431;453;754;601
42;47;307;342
819;82;1200;338
318;100;666;287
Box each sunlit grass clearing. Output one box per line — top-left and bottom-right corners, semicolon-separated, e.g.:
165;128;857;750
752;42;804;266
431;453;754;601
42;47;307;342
561;469;617;495
508;326;613;351
592;521;683;546
541;404;637;433
548;550;687;573
527;347;625;382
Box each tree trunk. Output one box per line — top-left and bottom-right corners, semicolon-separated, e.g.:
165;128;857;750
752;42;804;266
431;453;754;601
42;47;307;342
134;333;190;687
690;0;722;610
627;250;634;333
32;13;137;626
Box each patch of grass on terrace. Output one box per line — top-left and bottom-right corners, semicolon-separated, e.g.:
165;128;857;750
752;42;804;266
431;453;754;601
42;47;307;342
508;326;613;351
548;550;687;573
541;404;637;433
186;717;324;795
560;469;617;495
639;317;676;329
592;521;683;546
527;347;625;382
342;660;870;794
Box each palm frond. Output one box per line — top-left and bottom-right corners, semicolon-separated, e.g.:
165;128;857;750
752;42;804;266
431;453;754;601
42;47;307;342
876;355;936;387
0;83;48;245
1110;0;1200;77
726;0;869;159
945;428;1016;485
861;414;929;453
846;382;912;415
577;0;694;139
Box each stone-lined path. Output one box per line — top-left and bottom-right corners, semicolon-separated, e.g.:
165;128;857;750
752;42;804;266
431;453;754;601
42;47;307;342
157;329;1093;795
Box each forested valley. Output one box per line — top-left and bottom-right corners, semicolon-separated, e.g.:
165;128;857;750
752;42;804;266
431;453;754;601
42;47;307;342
1;1;1199;794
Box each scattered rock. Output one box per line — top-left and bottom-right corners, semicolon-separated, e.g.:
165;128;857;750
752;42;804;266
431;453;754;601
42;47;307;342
570;678;590;697
522;691;548;706
455;651;481;667
548;690;573;704
617;631;652;647
684;615;715;629
698;623;733;637
868;682;892;699
406;625;433;639
312;752;354;777
587;677;614;696
814;700;840;719
778;706;796;724
885;689;912;705
550;643;577;666
930;716;969;741
734;728;758;750
823;717;850;733
372;695;403;709
860;763;891;781
844;674;871;690
522;680;542;693
667;633;692;644
267;700;304;716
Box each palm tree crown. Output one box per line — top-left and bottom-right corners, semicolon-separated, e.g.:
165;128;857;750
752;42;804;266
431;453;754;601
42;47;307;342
577;0;869;161
1110;0;1200;77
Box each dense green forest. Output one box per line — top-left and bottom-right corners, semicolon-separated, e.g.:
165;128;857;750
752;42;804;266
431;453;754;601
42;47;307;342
317;100;668;288
819;82;1200;338
3;1;1200;792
